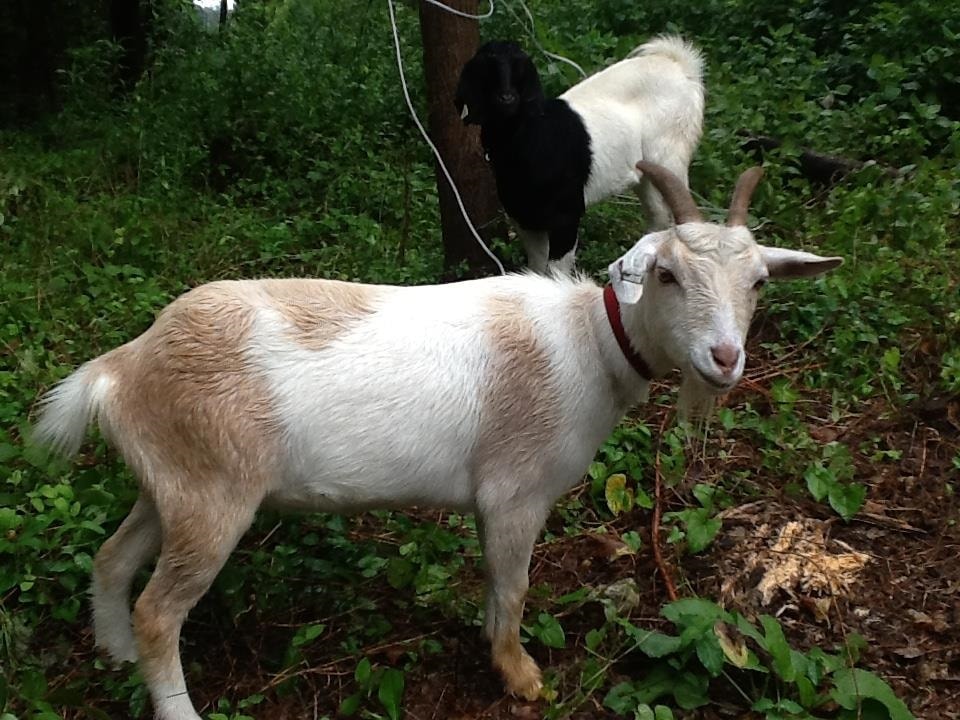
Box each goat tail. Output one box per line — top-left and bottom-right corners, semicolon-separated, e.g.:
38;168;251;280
32;358;117;458
629;35;704;83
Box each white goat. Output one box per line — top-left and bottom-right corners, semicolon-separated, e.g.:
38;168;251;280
33;163;841;720
456;36;705;273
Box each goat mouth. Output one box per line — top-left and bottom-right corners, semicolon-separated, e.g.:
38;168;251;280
693;366;738;392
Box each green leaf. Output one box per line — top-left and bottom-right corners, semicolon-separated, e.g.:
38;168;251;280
734;613;768;650
0;443;19;463
0;508;21;533
760;615;795;682
804;464;831;502
355;657;372;685
606;473;634;515
378;668;405;720
795;674;817;708
622;530;643;553
292;623;326;648
634;485;654;509
685;508;721;553
632;665;675;704
386;557;414;589
557;587;591;605
653;706;675;720
831;669;915;720
339;693;362;716
662;598;725;627
778;698;805;713
695;634;725;676
585;627;605;651
534;613;566;649
634;705;655;720
692;483;715;509
588;461;608;481
672;671;709;709
629;628;682;657
828;482;867;521
604;681;639;714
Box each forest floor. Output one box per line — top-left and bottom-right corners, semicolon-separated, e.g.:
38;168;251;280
44;359;960;720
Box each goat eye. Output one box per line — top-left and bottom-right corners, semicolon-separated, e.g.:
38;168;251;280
753;278;768;290
656;268;677;285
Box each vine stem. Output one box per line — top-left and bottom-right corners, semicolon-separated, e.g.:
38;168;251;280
652;412;679;602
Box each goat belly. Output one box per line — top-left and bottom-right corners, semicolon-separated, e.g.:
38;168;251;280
249;288;490;514
486;99;592;232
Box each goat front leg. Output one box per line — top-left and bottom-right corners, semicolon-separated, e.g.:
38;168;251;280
546;222;579;276
518;228;550;274
478;504;548;701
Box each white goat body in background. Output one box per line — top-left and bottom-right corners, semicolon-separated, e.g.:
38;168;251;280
456;36;704;273
33;162;841;720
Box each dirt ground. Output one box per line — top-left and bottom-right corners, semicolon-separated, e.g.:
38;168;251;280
52;379;959;720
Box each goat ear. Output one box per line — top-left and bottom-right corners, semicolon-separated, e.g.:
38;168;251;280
609;234;661;305
759;246;844;279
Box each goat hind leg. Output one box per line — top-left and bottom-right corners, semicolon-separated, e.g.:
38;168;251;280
92;493;162;664
636;147;694;230
133;489;259;720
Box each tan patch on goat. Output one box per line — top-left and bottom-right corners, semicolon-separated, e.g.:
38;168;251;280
97;281;282;504
474;295;560;491
257;278;383;351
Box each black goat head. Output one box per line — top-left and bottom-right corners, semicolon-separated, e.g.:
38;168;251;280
455;40;544;125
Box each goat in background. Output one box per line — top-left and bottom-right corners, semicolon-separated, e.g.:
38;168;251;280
456;36;704;273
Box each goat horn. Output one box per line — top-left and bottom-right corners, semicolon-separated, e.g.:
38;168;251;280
726;166;764;227
635;161;702;224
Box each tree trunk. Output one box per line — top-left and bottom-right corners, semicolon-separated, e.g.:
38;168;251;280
417;0;503;275
219;0;228;29
110;0;150;90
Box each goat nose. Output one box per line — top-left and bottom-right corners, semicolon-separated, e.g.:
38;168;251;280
711;343;741;374
498;92;517;104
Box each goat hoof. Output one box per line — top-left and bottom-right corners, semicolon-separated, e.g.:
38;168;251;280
96;643;138;667
505;654;543;701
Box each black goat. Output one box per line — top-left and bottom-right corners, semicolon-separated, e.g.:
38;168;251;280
456;37;705;273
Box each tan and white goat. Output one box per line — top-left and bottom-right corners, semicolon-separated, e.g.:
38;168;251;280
33;162;841;720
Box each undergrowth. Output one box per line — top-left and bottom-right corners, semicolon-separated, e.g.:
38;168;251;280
1;0;958;718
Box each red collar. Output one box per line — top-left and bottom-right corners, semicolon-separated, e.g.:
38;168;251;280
603;284;654;381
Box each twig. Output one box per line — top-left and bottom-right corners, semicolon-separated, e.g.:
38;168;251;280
258;630;438;692
652;413;679;602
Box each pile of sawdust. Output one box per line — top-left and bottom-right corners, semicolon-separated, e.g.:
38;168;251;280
720;516;870;612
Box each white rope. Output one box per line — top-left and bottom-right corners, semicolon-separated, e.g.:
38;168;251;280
387;0;506;275
508;0;586;78
420;0;495;20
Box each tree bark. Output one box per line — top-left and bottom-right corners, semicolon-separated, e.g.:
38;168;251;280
110;0;150;90
417;0;503;275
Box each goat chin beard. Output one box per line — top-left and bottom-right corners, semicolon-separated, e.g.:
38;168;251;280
677;375;719;424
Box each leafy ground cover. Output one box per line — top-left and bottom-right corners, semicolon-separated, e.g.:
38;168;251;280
1;1;958;718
